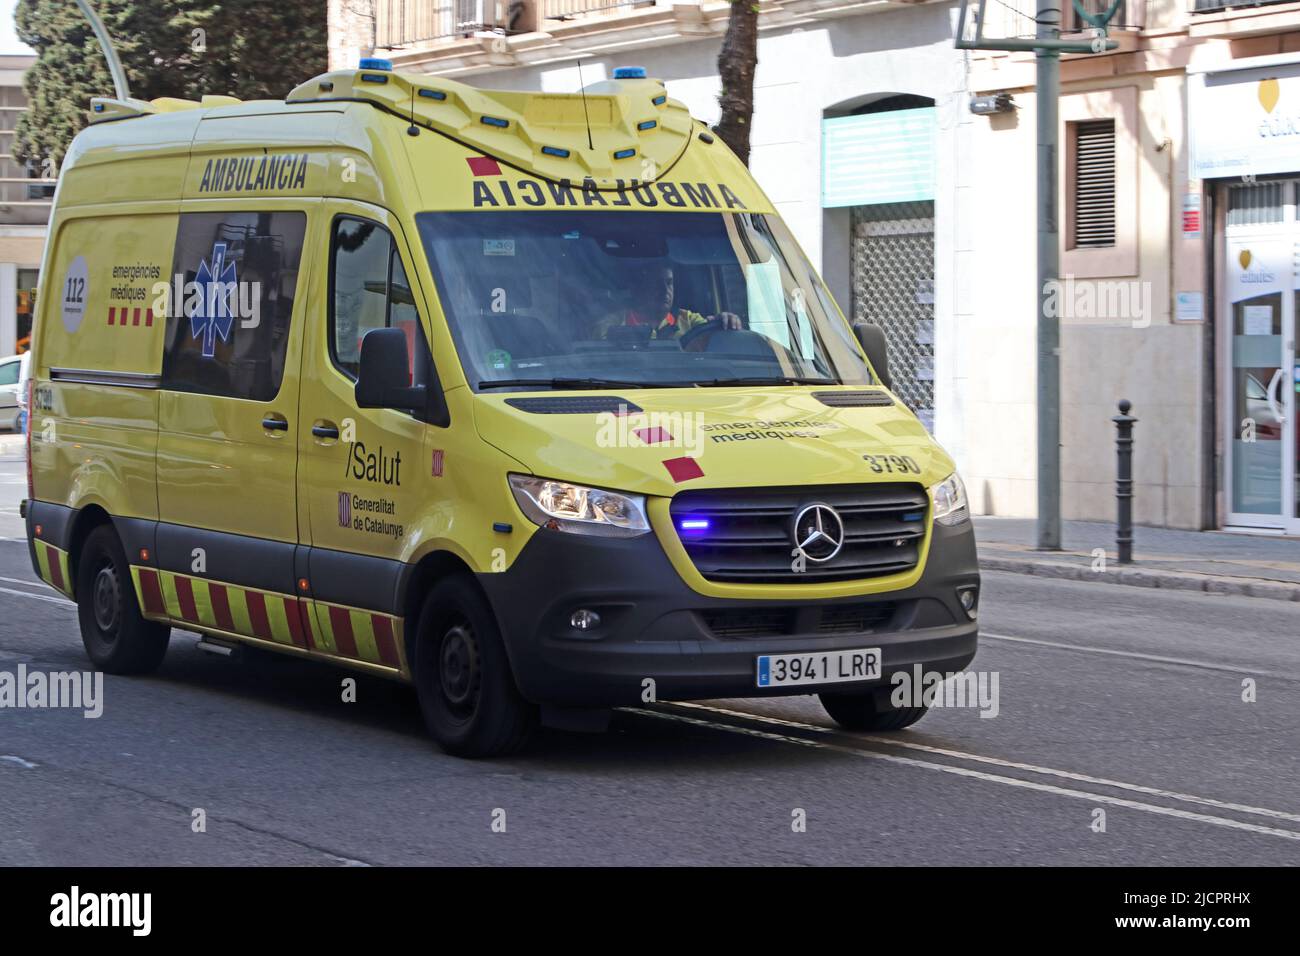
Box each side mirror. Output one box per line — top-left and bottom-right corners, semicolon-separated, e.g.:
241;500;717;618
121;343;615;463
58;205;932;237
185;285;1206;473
355;328;426;411
854;323;892;389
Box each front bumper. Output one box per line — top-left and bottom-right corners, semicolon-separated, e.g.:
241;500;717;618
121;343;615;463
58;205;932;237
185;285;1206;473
477;518;980;707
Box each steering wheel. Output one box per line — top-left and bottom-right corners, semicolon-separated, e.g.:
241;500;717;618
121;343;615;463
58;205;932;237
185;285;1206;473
678;317;731;351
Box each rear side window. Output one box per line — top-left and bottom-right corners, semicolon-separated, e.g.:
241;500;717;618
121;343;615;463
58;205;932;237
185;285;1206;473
0;361;18;386
161;211;307;401
331;217;429;384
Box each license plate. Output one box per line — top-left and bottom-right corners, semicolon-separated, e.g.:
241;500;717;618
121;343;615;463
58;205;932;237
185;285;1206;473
756;648;881;688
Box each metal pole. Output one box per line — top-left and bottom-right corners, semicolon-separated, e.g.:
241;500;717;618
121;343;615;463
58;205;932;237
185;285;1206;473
1035;2;1061;550
74;0;131;101
1113;399;1137;563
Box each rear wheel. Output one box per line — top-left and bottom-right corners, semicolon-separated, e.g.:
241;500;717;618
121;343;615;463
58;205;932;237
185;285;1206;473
413;576;537;757
819;689;927;732
75;524;170;674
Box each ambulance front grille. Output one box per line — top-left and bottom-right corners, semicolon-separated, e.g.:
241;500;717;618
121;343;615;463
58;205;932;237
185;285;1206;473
670;484;928;584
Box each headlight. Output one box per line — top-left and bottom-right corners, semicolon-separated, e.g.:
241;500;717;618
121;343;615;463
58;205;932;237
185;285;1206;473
930;472;969;526
508;474;651;537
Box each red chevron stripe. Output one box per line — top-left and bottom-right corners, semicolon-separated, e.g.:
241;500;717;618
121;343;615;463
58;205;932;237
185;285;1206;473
46;543;64;591
282;596;305;648
175;575;198;622
107;307;115;326
371;614;399;668
329;605;358;659
209;582;234;632
246;590;272;640
145;308;154;327
138;568;165;615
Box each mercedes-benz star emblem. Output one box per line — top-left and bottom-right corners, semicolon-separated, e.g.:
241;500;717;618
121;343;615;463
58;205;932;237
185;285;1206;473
791;503;845;563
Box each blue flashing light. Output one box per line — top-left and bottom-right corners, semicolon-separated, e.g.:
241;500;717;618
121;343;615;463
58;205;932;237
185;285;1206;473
93;103;106;112
358;57;393;71
679;518;710;532
901;512;925;522
613;148;636;160
613;66;647;79
359;73;389;85
542;146;571;158
637;120;657;131
481;115;509;128
652;95;667;106
418;88;447;101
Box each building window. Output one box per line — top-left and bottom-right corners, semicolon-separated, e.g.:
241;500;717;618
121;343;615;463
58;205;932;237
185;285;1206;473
1069;119;1116;250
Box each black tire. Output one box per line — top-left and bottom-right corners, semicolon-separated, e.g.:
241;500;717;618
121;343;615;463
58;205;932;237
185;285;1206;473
819;689;928;732
413;575;537;757
75;524;171;674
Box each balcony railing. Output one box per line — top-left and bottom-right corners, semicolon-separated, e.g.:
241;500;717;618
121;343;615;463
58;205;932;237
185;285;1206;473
376;0;514;47
1192;0;1293;11
1060;0;1144;33
542;0;654;20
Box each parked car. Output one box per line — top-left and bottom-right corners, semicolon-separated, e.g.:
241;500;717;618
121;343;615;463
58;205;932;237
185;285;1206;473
0;353;24;431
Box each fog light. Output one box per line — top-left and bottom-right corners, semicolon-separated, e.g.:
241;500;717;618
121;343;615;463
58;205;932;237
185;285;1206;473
957;586;979;620
570;609;601;631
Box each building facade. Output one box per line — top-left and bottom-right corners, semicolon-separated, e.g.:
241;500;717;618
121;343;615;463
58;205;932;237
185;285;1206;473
328;0;1300;535
0;53;50;358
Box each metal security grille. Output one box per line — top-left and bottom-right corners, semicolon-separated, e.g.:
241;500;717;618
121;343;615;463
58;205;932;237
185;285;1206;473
1227;182;1285;227
1072;120;1116;248
850;202;935;428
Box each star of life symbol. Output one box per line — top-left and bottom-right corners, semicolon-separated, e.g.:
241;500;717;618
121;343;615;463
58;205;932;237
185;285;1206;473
190;242;237;358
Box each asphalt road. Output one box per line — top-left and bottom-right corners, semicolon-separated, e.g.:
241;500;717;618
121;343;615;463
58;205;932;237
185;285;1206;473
1;452;1297;866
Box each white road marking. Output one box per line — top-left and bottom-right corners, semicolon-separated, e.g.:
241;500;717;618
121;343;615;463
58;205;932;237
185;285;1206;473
0;575;45;589
982;631;1297;680
0;585;72;607
0;755;38;769
672;701;1300;825
635;708;1300;842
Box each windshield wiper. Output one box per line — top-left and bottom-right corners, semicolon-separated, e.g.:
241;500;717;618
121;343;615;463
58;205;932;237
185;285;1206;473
479;377;682;390
698;375;839;387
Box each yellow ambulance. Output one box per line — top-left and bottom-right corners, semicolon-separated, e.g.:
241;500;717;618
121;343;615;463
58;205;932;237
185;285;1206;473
23;62;978;756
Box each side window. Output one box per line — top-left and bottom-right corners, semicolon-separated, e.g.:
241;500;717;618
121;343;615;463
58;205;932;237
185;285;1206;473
331;217;431;385
161;211;307;401
0;362;19;386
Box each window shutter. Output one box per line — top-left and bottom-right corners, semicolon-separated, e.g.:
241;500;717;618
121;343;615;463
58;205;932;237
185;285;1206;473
1072;120;1116;249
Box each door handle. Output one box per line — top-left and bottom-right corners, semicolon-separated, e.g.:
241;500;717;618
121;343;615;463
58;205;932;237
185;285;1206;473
312;422;340;440
262;416;289;431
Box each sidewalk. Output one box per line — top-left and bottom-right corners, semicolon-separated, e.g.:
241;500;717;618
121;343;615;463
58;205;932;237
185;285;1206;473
976;516;1300;602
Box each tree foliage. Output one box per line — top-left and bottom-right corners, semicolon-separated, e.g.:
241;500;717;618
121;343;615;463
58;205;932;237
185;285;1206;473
14;0;327;170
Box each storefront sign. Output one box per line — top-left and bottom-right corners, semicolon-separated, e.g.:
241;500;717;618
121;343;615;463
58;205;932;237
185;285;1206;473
1190;60;1300;179
822;108;936;207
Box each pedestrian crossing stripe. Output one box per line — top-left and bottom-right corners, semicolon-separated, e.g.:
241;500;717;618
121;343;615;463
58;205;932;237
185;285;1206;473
129;566;405;673
34;540;72;597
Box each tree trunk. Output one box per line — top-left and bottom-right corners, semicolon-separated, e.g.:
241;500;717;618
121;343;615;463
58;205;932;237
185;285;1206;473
715;1;758;167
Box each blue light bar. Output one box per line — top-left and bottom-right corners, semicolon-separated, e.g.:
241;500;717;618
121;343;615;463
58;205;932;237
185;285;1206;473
613;66;647;79
418;88;447;101
637;120;657;131
481;115;509;128
613;148;636;160
542;146;571;158
359;73;389;84
679;518;710;531
358;57;393;71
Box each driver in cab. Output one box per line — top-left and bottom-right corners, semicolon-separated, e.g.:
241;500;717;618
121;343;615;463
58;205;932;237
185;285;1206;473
594;264;743;344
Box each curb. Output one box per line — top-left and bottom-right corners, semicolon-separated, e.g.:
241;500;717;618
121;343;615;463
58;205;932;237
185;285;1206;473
979;554;1300;603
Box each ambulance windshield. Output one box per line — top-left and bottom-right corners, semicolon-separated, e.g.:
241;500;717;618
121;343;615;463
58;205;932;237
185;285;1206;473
415;211;875;391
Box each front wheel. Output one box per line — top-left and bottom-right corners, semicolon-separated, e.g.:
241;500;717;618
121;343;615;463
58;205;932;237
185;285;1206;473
413;576;537;757
819;689;927;732
75;524;171;674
